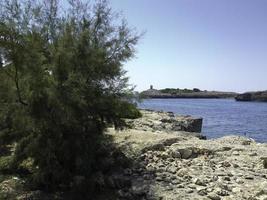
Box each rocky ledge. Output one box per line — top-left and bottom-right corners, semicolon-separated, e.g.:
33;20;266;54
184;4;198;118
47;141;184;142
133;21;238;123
125;109;204;137
102;110;267;200
235;91;267;102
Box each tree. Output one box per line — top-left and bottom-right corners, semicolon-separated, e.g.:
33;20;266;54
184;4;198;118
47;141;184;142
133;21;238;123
0;0;141;194
193;88;201;92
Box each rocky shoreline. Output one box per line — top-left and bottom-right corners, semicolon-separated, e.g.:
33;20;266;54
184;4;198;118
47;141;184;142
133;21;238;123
103;110;267;200
235;91;267;102
1;110;266;200
125;110;204;138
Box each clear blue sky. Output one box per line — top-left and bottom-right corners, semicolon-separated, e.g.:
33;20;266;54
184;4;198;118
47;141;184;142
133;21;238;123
110;0;267;92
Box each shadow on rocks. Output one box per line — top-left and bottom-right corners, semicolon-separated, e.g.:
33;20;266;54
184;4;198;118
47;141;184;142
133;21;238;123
90;135;157;200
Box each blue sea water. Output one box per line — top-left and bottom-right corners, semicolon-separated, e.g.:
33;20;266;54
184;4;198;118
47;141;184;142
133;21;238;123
138;98;267;143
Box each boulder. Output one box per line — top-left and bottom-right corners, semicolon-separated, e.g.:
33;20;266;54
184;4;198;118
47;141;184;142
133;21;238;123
126;110;204;134
261;157;267;168
172;117;203;133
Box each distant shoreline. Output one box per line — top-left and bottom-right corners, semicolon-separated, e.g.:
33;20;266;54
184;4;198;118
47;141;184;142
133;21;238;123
235;91;267;102
143;94;236;99
140;87;238;99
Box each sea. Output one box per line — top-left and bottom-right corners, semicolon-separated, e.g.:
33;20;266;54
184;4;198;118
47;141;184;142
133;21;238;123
138;98;267;143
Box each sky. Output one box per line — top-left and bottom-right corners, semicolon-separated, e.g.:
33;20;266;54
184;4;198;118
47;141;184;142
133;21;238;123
108;0;267;92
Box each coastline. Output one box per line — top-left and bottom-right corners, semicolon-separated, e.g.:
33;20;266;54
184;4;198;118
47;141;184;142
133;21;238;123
1;110;266;199
236;91;267;102
138;99;267;143
140;88;238;99
142;94;236;99
105;109;267;199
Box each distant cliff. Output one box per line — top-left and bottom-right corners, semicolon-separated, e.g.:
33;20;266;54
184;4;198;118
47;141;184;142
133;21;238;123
140;87;237;99
235;91;267;102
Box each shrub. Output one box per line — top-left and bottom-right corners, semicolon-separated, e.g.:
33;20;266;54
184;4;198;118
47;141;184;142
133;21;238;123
0;0;141;194
0;156;13;173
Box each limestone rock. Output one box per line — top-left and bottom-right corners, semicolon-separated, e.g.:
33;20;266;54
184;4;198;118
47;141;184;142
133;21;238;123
126;110;204;134
103;110;267;200
261;157;267;168
207;193;221;200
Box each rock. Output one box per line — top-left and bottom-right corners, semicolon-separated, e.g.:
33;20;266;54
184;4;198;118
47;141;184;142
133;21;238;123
2;107;267;200
166;157;175;162
160;152;169;159
169;145;193;159
179;148;193;159
188;184;196;189
219;146;232;151
245;175;254;180
193;178;207;186
207;193;221;200
212;175;219;181
198;188;208;196
171;179;181;185
216;189;229;196
177;168;188;177
170;150;181;159
186;189;194;193
232;187;242;193
170;148;191;159
232;151;239;156
104;110;267;200
221;161;231;167
242;140;252;145
164;186;173;191
126;109;204;134
156;176;163;182
177;184;185;188
261;157;267;168
144;143;165;152
172;117;203;133
249;152;257;156
235;91;267;102
167;165;178;174
256;189;267;196
207;188;214;193
235;179;244;184
233;163;239;168
162;138;181;146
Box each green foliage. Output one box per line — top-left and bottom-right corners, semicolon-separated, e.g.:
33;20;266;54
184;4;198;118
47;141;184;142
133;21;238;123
160;88;180;94
160;88;202;94
193;88;201;92
0;156;14;173
0;0;141;194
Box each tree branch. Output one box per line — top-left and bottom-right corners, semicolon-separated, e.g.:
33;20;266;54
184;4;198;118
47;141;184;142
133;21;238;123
14;64;28;106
